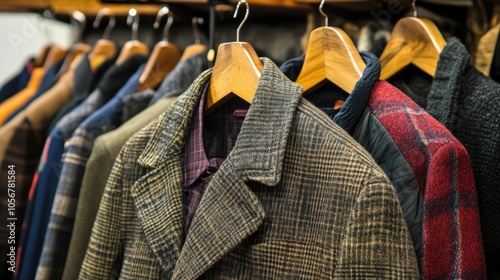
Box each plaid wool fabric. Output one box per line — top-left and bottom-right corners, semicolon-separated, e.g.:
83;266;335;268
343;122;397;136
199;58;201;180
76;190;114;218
0;119;46;280
390;38;500;278
79;59;419;279
369;81;485;279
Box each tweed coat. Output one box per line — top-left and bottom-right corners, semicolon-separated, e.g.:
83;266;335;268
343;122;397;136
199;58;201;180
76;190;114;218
79;58;419;279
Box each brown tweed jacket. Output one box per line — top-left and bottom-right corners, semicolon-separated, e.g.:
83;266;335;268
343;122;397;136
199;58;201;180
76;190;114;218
79;58;419;279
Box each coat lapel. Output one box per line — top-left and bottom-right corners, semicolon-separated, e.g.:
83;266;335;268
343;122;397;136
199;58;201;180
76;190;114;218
130;158;184;276
173;58;303;279
172;167;266;279
131;69;213;277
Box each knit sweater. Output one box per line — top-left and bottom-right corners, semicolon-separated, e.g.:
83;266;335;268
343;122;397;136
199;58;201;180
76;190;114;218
390;37;500;279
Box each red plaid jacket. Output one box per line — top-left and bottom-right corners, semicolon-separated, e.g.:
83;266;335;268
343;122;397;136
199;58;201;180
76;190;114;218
368;81;485;279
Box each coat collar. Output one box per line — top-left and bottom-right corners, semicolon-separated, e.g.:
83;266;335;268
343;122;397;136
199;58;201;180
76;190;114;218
426;37;469;128
133;57;303;278
137;57;302;186
280;52;381;134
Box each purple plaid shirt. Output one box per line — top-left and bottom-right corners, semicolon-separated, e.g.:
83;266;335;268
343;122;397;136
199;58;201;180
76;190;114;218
183;83;248;235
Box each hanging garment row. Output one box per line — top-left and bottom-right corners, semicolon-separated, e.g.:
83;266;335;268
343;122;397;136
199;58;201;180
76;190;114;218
0;0;499;279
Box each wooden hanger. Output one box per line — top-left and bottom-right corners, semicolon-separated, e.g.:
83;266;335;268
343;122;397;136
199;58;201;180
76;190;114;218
58;43;92;74
138;6;180;91
57;11;92;74
35;44;54;67
206;0;263;113
180;17;208;61
295;0;366;95
379;1;446;80
43;45;69;70
115;8;149;65
89;8;117;70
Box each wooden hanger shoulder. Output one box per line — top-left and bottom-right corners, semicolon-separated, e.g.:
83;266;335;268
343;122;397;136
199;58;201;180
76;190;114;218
43;46;69;70
115;40;149;65
58;43;92;74
379;17;446;80
206;42;263;113
89;39;116;66
138;41;181;91
35;44;54;68
295;26;366;94
181;44;207;61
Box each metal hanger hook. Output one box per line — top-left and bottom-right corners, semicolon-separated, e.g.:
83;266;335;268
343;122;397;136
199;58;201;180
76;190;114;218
41;7;55;41
127;8;140;41
71;10;86;44
93;8;115;40
412;0;418;17
234;0;249;43
319;0;328;27
192;17;204;44
154;6;173;42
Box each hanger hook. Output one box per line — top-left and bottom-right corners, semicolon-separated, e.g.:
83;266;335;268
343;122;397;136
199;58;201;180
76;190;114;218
42;6;55;20
127;8;139;41
71;10;86;44
319;0;328;27
41;7;55;41
234;0;249;43
412;0;418;17
154;6;173;42
93;8;115;40
192;17;204;44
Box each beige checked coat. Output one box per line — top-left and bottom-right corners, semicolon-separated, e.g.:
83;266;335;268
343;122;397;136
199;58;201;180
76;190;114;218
79;58;419;279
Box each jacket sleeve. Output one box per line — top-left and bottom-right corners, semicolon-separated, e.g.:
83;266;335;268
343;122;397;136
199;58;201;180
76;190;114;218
79;147;124;279
421;143;485;279
65;136;115;280
333;176;420;279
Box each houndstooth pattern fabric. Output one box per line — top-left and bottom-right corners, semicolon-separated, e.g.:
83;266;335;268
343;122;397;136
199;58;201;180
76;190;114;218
79;58;419;279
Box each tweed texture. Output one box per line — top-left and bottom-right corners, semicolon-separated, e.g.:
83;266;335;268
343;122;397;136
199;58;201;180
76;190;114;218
79;58;419;279
122;89;155;121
